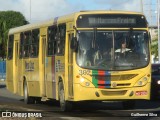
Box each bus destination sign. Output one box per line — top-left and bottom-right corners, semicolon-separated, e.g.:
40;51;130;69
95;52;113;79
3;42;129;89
88;17;136;25
77;14;147;28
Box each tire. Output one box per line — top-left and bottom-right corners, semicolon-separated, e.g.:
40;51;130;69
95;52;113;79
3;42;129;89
23;81;35;104
122;101;135;109
59;82;73;111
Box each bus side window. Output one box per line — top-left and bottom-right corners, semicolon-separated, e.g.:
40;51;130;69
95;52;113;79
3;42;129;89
7;35;14;60
30;29;39;57
23;31;31;58
47;26;57;56
19;33;24;59
56;24;66;55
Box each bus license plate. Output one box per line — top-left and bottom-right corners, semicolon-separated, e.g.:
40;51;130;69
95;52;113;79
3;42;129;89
135;91;147;96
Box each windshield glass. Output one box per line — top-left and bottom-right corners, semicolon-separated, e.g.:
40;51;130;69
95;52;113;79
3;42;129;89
77;30;149;70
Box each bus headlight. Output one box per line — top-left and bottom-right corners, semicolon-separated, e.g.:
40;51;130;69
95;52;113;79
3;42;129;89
79;77;94;87
80;78;85;82
157;80;160;85
134;76;148;87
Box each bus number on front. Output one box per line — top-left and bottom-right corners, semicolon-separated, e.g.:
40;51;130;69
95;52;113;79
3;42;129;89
79;70;90;75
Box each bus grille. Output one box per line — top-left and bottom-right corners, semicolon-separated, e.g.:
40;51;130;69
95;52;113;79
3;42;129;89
92;74;138;88
101;90;127;96
94;74;138;81
98;83;131;87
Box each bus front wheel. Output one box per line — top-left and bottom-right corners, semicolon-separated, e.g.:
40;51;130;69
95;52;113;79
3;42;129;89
23;81;35;104
58;82;73;111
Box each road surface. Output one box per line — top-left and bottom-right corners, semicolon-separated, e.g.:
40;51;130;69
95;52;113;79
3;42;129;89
0;81;160;120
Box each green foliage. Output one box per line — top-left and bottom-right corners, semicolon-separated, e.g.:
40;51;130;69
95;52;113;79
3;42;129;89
0;11;28;30
151;33;158;58
0;11;29;59
0;21;8;59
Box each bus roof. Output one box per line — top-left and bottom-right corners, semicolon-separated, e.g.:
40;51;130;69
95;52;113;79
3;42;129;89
8;10;145;35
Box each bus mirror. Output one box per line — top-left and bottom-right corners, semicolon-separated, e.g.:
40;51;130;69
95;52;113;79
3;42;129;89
144;32;150;42
144;33;148;39
71;37;78;52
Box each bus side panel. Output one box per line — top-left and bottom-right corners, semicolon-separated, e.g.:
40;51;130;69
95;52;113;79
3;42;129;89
46;57;56;98
23;58;30;92
55;56;65;100
12;34;20;94
66;31;74;100
17;58;23;96
6;60;14;92
28;58;40;96
39;28;48;97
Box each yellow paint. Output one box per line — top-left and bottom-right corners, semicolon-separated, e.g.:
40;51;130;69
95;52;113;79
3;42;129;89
6;11;151;103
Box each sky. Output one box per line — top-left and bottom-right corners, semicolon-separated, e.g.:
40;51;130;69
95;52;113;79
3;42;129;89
0;0;158;25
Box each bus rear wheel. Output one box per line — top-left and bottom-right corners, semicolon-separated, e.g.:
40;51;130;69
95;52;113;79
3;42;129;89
122;101;135;109
59;82;73;111
23;81;35;104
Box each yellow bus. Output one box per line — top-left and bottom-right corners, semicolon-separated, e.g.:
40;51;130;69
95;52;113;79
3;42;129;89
6;10;151;111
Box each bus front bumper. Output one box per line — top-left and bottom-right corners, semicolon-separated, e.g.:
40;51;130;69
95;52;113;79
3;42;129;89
73;83;150;101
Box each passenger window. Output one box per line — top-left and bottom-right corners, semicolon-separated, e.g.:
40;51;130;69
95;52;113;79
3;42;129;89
7;35;14;60
23;31;31;58
19;33;24;59
30;29;39;57
56;24;66;55
47;26;57;56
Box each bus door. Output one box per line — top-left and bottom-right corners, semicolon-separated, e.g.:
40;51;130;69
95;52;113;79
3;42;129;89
68;33;74;98
13;40;19;93
40;35;47;97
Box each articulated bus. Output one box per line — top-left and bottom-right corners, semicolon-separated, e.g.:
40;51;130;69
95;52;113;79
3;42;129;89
6;11;151;111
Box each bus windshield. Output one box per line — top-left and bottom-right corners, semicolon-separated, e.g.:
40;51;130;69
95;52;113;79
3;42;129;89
76;30;149;70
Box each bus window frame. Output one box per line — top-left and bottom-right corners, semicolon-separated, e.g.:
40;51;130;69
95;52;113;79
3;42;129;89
19;30;39;59
30;29;39;58
19;32;24;59
47;25;57;57
7;34;14;60
55;24;66;56
22;31;31;59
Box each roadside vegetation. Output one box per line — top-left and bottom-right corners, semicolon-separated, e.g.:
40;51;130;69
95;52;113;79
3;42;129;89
0;11;28;60
151;30;158;61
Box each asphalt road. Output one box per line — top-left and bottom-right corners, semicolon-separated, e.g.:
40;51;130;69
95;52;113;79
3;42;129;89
0;81;160;120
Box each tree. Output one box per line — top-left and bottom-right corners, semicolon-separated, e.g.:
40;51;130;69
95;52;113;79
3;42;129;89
0;11;29;59
151;32;158;60
0;21;8;60
0;11;28;30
